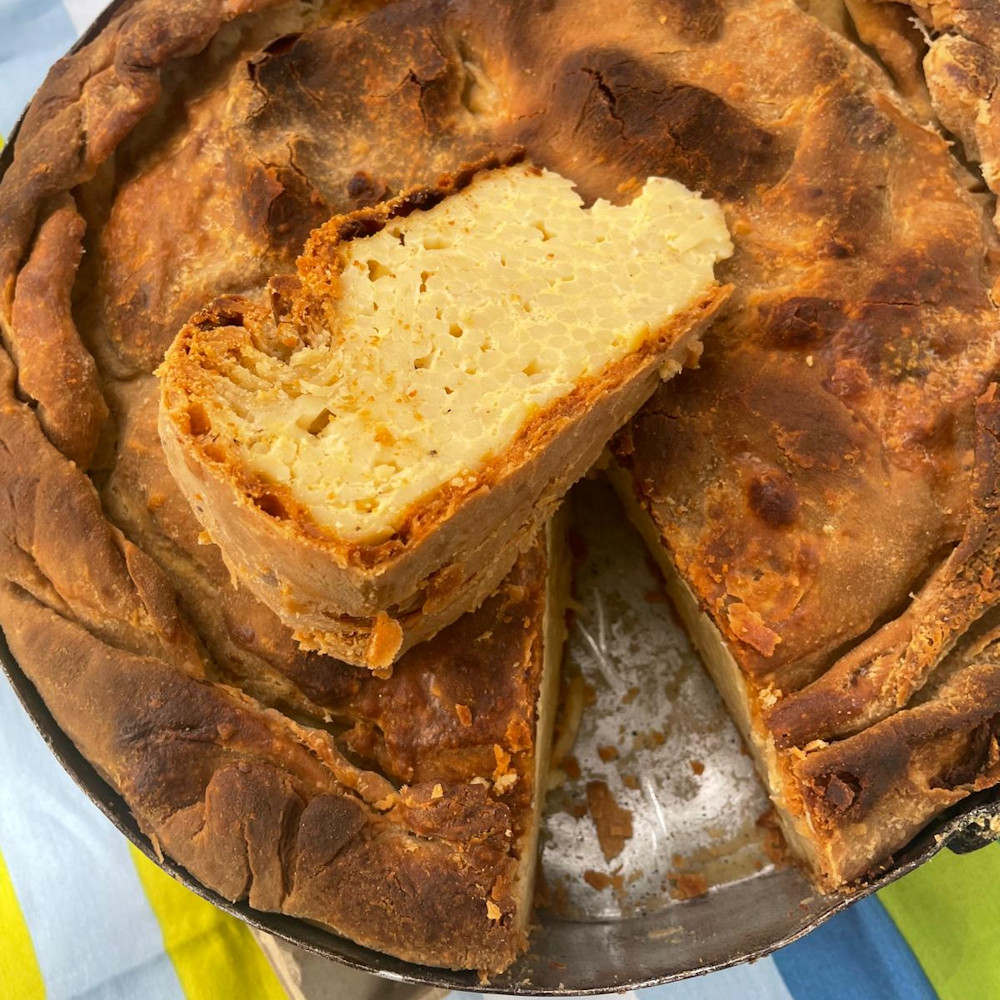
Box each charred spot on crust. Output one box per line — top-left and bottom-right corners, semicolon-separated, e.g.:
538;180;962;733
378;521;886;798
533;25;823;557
823;239;855;259
265;162;331;251
761;297;846;349
449;150;524;189
549;48;788;202
747;469;800;528
866;246;986;310
347;170;392;207
825;358;871;401
335;215;385;242
263;32;302;57
391;186;447;217
818;769;863;815
840;92;895;149
268;274;302;323
930;715;1000;789
293;794;367;879
839;303;929;382
194;299;249;332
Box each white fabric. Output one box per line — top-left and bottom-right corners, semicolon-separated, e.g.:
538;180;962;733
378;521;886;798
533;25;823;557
64;0;109;34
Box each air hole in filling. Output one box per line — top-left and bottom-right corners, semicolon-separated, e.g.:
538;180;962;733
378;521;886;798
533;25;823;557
532;220;555;241
449;323;464;338
523;360;542;377
367;260;392;281
187;404;211;436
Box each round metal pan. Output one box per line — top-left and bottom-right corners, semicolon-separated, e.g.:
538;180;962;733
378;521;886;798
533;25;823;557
3;5;1000;995
3;622;1000;997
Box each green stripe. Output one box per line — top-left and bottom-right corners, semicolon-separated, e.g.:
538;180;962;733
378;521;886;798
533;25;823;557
0;846;45;999
129;846;289;1000
880;843;1000;1000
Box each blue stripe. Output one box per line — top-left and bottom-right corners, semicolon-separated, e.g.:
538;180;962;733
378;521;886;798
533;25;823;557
772;895;939;1000
639;955;795;1000
0;675;188;1000
0;0;77;136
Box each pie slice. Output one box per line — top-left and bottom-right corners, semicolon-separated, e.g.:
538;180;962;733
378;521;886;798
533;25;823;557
606;0;1000;882
157;159;730;672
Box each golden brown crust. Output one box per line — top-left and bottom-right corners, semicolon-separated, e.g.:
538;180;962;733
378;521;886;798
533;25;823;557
851;0;1000;223
0;0;291;320
9;195;109;468
0;4;563;957
843;0;933;120
594;0;1000;884
791;659;1000;884
0;327;549;969
767;389;1000;747
606;2;999;679
0;583;530;971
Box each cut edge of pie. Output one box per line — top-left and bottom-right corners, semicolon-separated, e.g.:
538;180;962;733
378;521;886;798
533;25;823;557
609;453;1000;888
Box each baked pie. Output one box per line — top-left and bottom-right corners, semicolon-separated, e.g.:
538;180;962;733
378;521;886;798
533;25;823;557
2;0;999;975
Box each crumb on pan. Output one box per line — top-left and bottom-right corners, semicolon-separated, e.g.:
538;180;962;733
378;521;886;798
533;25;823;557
586;779;634;861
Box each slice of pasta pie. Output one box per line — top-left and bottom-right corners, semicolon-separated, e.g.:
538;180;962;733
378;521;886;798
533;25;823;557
157;159;731;672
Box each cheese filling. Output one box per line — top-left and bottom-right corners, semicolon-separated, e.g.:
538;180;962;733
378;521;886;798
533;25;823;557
204;164;731;543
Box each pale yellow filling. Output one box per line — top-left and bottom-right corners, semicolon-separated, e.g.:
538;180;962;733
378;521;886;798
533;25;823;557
213;164;731;543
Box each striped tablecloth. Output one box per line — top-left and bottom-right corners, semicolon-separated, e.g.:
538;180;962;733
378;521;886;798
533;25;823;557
1;2;998;997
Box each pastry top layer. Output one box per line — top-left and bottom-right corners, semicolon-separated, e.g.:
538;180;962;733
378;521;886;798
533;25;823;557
0;333;550;972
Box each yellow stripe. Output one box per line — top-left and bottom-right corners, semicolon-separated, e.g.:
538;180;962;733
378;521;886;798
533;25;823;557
0;847;45;1000
129;846;289;1000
